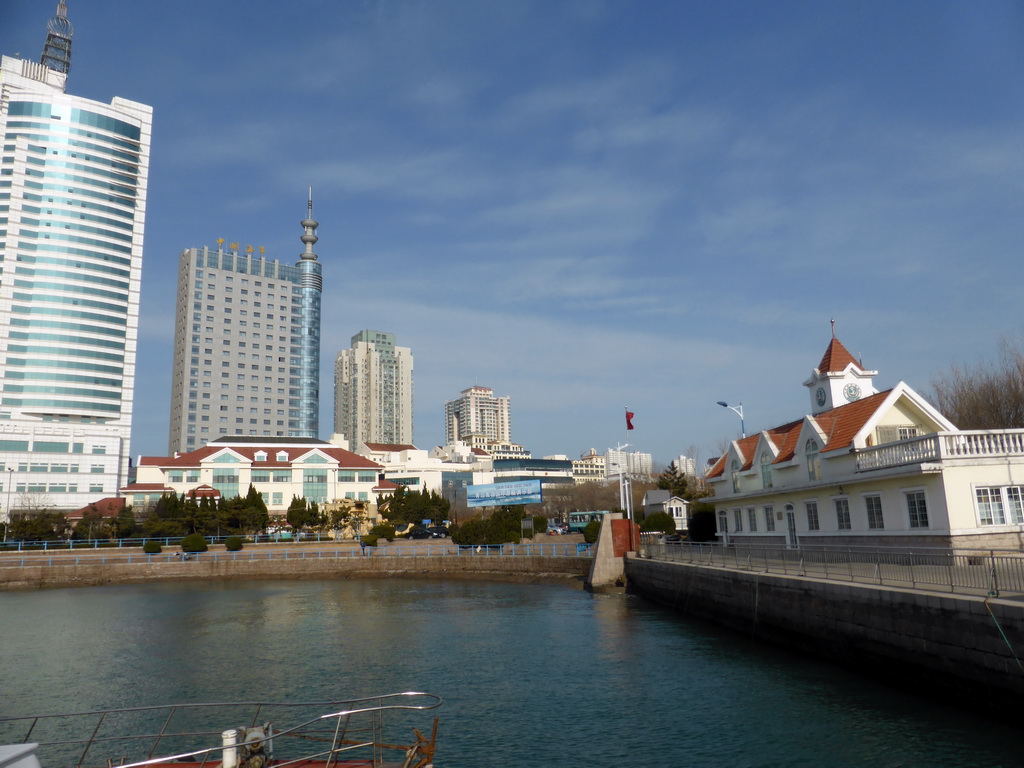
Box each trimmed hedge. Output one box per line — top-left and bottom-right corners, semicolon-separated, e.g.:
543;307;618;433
180;533;209;553
224;535;244;552
143;540;162;554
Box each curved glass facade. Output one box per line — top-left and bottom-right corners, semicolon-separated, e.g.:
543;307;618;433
0;50;152;510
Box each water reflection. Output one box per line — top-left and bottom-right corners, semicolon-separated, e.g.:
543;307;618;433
1;579;1021;767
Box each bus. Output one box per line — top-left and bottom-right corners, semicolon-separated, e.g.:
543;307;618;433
567;510;611;533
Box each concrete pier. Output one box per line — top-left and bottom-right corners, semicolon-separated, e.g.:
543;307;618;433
626;554;1024;709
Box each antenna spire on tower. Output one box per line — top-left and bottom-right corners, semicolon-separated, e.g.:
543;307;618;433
40;0;74;76
300;187;319;261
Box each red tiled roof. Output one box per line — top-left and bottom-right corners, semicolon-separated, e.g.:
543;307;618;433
364;442;417;452
68;497;125;520
374;478;399;491
815;389;891;453
817;337;860;373
706;390;893;477
121;482;175;491
139;444;382;470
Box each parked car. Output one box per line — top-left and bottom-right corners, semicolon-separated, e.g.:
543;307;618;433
406;528;432;540
427;526;448;538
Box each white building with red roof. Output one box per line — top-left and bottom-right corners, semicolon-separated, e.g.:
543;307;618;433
705;337;1024;549
123;436;387;514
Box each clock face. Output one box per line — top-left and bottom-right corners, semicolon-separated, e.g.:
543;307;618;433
815;387;826;407
844;383;862;402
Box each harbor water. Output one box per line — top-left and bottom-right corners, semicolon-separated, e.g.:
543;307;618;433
1;578;1021;767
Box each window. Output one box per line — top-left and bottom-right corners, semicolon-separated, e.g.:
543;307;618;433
906;490;929;528
732;508;743;532
806;440;820;482
865;495;884;529
763;505;775;532
747;507;757;532
805;501;819;531
975;486;1024;526
835;498;851;530
731;460;740;493
760;451;772;488
976;487;1005;525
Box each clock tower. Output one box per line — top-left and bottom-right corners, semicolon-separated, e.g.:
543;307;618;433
803;336;878;415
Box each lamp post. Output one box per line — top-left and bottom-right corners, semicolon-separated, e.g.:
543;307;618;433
3;468;13;544
716;401;745;438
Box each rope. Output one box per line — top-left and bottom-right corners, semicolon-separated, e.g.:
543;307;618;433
984;598;1024;674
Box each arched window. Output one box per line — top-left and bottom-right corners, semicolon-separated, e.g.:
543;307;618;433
806;439;820;481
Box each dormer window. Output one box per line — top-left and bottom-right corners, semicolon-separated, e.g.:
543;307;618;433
276;451;289;462
254;451;267;462
760;451;773;488
806;439;821;482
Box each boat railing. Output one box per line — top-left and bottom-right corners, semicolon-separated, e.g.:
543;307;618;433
0;691;442;768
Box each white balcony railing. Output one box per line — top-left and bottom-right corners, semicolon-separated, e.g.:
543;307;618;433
856;429;1024;472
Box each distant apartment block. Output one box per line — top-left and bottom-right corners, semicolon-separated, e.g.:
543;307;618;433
606;449;653;479
334;330;413;448
573;448;607;484
444;386;510;445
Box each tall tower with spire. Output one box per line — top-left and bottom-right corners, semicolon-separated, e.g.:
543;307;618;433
295;190;323;439
0;2;153;511
167;195;324;453
40;1;74;76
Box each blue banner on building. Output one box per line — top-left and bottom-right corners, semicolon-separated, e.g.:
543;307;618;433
466;479;543;507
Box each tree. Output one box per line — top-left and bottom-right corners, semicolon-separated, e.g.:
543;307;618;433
72;509;107;541
640;510;677;534
687;503;718;542
656;462;689;500
111;505;138;539
286;496;312;535
142;494;185;538
932;338;1024;429
8;511;69;542
381;487;450;526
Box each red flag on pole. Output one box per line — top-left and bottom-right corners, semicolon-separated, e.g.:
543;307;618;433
625;410;635;430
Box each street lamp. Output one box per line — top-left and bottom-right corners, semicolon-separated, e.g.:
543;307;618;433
3;468;13;544
716;401;745;438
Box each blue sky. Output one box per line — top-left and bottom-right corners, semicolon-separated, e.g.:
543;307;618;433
4;1;1024;469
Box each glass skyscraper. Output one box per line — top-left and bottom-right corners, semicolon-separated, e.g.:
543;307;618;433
167;203;322;454
0;4;152;512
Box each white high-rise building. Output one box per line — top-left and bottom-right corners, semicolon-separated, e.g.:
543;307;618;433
444;386;510;445
605;449;653;479
333;330;413;448
0;3;152;512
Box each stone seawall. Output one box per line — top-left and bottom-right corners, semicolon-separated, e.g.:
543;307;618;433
0;555;590;591
626;555;1024;709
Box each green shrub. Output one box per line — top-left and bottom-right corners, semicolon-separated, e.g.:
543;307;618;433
369;523;395;542
224;535;244;552
180;533;208;553
532;515;547;536
640;511;677;535
583;520;601;544
362;534;379;547
142;540;162;554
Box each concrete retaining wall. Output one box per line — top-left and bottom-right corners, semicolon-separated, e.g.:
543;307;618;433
0;555;590;591
626;555;1024;708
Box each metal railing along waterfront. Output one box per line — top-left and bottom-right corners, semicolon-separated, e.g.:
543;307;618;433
638;537;1024;597
0;541;593;569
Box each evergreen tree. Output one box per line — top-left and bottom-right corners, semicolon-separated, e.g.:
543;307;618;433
656;462;690;499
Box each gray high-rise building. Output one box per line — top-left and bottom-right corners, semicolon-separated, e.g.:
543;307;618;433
168;200;322;454
0;2;153;511
334;330;413;448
